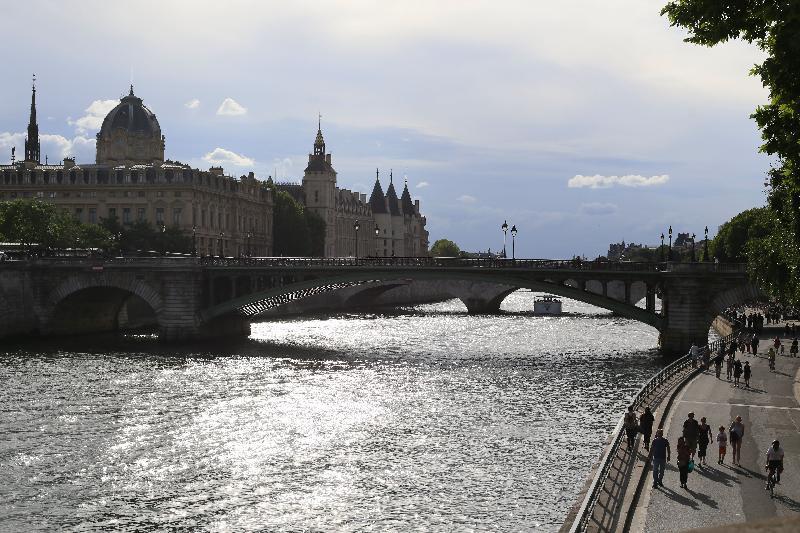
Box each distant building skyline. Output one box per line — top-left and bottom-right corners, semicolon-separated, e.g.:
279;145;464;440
0;1;771;258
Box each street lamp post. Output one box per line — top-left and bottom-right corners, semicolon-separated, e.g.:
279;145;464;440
354;219;360;258
374;224;380;257
501;220;508;258
192;225;197;257
668;225;673;261
691;233;697;262
660;233;665;262
219;231;224;258
704;225;709;262
247;231;252;257
160;223;166;256
510;225;518;260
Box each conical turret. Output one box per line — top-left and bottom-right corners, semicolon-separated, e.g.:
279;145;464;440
385;170;401;216
400;177;415;215
369;168;387;213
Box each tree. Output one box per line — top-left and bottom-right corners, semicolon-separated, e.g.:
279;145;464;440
430;238;460;257
661;1;800;303
711;208;773;263
273;189;312;256
305;209;326;257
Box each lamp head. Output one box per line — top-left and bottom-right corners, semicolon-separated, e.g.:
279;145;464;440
374;224;380;235
501;220;508;232
511;225;517;236
354;220;360;231
668;225;672;236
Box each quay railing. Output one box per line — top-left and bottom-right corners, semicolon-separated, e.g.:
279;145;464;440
567;329;741;533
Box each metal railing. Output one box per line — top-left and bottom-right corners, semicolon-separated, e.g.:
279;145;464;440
567;329;740;533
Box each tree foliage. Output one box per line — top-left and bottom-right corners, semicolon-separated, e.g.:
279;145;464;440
0;199;111;251
272;189;327;256
430;238;461;257
662;1;800;303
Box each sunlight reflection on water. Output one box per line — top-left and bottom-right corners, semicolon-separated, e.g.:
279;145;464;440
0;291;662;532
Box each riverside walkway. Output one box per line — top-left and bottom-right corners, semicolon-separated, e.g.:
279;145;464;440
628;330;800;531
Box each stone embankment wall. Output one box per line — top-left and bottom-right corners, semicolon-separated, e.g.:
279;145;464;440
0;268;37;339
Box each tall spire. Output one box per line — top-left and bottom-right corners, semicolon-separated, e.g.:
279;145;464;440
313;113;326;156
24;74;40;164
369;168;387;213
401;175;414;214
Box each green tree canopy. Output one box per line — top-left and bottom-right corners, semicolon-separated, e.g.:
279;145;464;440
662;1;800;303
0;199;111;251
272;189;328;256
430;238;461;257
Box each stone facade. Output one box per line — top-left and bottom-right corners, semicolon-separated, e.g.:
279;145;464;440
1;84;273;257
302;123;429;257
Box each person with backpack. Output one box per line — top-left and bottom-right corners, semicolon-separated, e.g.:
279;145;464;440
683;412;700;460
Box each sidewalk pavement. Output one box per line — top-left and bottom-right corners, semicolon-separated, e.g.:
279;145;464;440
628;331;800;531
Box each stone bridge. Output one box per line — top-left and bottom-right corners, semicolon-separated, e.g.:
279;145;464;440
0;257;759;354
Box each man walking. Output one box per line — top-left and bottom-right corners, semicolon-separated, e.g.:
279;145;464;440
651;429;671;488
683;412;700;460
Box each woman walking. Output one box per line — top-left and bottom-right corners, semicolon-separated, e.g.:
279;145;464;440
639;407;655;451
791;337;798;357
730;416;745;466
743;361;752;388
677;436;691;488
726;353;734;381
733;359;743;387
698;417;713;465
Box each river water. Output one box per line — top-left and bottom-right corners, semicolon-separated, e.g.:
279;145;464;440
0;291;663;532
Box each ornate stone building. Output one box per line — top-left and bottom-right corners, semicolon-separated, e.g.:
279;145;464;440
1;84;273;257
301;122;429;257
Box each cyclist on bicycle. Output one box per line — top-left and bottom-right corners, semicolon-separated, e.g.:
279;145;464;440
766;440;785;486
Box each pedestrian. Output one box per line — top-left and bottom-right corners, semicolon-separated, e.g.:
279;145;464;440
683;412;700;460
702;347;710;371
726;353;734;380
768;347;776;371
689;342;699;368
714;353;723;379
730;416;745;466
698;417;712;465
743;361;752;388
717;426;727;464
733;359;743;386
774;336;781;351
639;407;655;451
677;436;692;489
624;405;638;448
650;428;671;488
791;338;798;357
751;334;759;355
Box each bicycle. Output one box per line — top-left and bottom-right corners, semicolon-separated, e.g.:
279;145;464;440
766;465;779;498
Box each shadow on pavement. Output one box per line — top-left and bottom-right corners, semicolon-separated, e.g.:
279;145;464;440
658;486;699;508
687;488;719;509
694;465;740;487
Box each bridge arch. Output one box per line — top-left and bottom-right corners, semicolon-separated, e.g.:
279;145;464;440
45;276;164;336
200;270;663;330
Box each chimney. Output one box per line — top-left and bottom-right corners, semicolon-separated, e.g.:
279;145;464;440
326;153;331;164
63;157;75;170
414;199;420;214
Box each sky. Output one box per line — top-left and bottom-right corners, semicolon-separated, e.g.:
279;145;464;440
0;0;770;258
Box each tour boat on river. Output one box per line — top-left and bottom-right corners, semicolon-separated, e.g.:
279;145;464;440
534;294;562;315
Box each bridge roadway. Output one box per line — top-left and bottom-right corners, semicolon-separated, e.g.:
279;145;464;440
0;256;756;354
627;329;800;531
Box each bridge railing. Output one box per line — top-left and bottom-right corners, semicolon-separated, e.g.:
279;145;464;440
567;329;740;533
15;255;748;274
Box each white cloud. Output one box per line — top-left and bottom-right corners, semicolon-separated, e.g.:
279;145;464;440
203;147;254;167
0;131;94;163
216;98;247;116
67;99;118;133
416;181;429;189
271;157;294;180
567;174;670;189
185;98;200;109
580;202;618;216
457;194;476;204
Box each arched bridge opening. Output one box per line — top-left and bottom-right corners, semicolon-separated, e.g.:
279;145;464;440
48;286;158;336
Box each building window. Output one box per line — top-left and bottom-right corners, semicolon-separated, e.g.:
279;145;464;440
156;208;164;224
137;208;146;221
124;191;131;198
75;208;83;222
314;190;319;203
123;208;131;224
157;191;164;198
89;208;97;224
173;208;182;226
48;192;56;198
138;191;145;198
174;191;182;197
89;191;97;198
22;192;31;198
108;207;117;219
35;191;44;198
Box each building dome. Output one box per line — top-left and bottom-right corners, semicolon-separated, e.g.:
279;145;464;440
96;86;165;165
